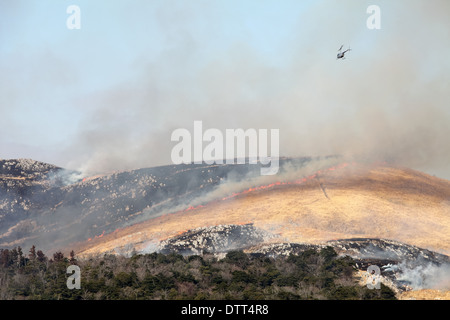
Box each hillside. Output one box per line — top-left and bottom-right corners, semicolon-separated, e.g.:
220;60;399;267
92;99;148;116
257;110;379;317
2;158;450;299
0;157;322;251
76;162;450;257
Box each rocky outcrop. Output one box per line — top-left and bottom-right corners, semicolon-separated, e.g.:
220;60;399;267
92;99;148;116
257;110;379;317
154;225;450;294
159;226;449;263
159;223;276;255
326;238;450;265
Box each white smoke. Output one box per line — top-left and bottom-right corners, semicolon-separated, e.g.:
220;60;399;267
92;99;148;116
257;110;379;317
47;169;85;187
140;240;161;254
395;261;450;290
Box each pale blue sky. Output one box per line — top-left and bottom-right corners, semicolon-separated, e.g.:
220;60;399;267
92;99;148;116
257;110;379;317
1;0;449;179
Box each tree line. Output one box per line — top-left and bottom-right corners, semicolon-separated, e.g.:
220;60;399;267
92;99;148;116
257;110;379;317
0;245;396;300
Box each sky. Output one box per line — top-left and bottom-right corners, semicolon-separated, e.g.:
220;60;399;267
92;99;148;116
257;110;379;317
1;0;450;179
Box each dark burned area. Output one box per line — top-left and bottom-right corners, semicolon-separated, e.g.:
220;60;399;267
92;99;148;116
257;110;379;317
0;157;315;251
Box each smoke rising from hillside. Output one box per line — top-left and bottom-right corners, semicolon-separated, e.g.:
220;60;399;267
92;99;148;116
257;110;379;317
397;261;450;290
1;1;449;179
57;1;450;179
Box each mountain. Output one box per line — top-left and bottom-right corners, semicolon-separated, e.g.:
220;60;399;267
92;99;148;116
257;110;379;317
76;160;450;258
0;157;319;251
2;157;450;298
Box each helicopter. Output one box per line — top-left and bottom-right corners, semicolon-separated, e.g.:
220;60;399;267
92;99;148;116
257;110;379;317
337;45;351;60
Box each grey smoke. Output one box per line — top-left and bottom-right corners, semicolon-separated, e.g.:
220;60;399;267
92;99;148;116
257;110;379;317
47;169;85;187
396;261;450;290
50;0;450;179
1;1;449;176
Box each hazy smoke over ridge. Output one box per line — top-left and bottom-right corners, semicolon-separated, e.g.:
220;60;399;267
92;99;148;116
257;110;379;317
64;1;450;178
2;1;449;178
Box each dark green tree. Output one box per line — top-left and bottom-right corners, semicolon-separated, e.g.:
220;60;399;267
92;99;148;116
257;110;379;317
29;245;36;261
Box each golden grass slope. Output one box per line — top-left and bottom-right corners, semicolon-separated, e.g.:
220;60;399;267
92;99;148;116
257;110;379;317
75;163;450;257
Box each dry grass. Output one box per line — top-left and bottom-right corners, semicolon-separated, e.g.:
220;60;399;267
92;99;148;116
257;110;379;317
76;163;450;257
400;289;450;300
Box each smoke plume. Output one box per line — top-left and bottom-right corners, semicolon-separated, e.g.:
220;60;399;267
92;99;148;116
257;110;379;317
47;0;450;179
397;261;450;290
1;1;449;177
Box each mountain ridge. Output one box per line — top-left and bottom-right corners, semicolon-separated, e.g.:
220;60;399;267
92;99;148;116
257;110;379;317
73;161;450;259
2;157;450;258
0;157;325;251
2;157;450;298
